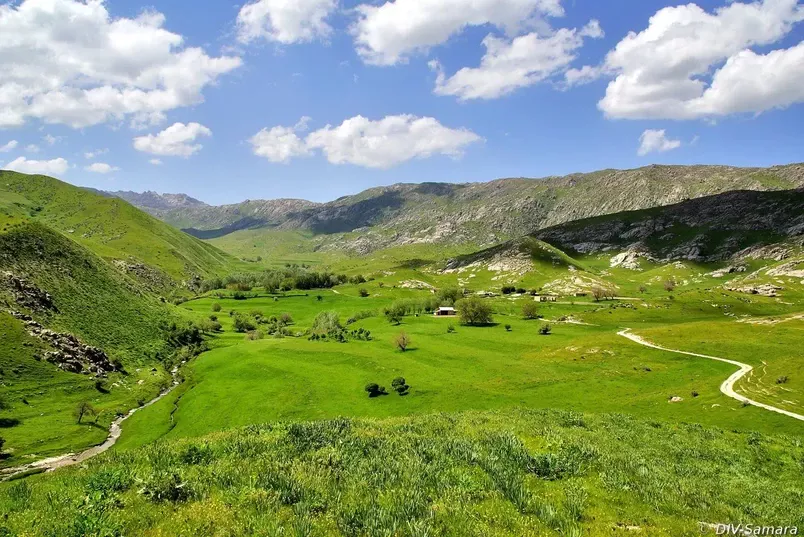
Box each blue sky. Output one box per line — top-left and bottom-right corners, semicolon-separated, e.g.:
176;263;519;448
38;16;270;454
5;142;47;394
0;0;802;204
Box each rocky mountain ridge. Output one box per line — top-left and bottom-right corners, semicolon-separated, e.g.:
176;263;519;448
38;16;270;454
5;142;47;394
107;163;804;253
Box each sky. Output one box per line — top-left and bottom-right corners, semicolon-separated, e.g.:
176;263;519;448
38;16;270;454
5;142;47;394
0;0;802;205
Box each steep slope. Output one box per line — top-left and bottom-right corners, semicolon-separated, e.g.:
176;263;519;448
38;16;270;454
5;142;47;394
1;171;235;288
533;188;804;262
111;163;804;253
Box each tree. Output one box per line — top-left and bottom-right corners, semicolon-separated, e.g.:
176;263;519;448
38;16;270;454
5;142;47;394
664;279;677;292
504;324;512;332
436;287;462;306
211;302;222;312
391;377;410;395
0;436;4;455
233;314;257;333
638;285;647;294
316;295;323;302
359;288;369;297
456;297;493;326
76;401;97;424
280;312;293;325
591;286;605;302
522;301;539;320
395;331;411;352
365;383;387;398
539;324;552;336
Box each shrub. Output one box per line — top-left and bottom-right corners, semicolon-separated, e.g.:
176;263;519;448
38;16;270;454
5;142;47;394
280;312;293;325
312;311;341;333
522;301;539;320
539;324;552;335
209;314;218;321
456;297;494;326
391;377;410;395
211;303;221;312
395;331;411;352
776;376;789;384
501;285;516;295
359;288;369;297
447;324;455;333
142;473;193;503
364;383;387;397
244;330;265;341
0;437;5;454
505;324;512;332
233;314;257;333
664;279;677;292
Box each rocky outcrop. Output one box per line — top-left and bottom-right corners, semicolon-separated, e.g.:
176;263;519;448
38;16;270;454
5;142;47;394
1;272;58;312
724;284;782;297
10;312;117;377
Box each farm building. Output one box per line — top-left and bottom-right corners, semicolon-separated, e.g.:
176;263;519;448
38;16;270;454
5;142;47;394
434;307;457;317
534;294;558;302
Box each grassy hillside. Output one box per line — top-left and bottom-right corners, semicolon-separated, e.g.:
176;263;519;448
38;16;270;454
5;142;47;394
0;221;180;461
3;408;802;536
0;171;236;287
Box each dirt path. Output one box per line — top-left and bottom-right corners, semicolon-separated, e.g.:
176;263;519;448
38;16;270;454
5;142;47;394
618;329;804;422
1;367;182;481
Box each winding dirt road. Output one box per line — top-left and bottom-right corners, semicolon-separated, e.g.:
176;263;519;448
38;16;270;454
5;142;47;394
618;329;804;422
1;368;181;481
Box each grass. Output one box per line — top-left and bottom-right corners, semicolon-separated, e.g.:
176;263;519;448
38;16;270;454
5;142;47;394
2;408;803;536
0;170;239;285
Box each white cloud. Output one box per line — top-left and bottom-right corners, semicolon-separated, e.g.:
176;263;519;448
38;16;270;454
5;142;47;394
43;134;61;145
25;144;40;153
5;156;69;175
85;162;120;174
352;0;564;66
133;122;211;157
0;140;17;153
237;0;337;44
84;149;108;159
249;124;311;163
0;0;241;129
598;0;804;119
149;159;163;165
251;115;482;168
638;129;681;156
432;20;603;100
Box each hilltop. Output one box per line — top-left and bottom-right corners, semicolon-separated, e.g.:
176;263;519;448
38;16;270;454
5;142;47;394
108;163;804;253
1;171;236;287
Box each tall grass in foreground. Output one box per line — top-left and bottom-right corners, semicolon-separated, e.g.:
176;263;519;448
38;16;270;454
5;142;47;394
2;408;803;536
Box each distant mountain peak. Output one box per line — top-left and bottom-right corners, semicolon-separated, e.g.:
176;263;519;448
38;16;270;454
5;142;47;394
108;190;208;211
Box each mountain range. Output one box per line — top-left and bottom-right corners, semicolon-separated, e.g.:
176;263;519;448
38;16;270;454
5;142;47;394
107;163;804;253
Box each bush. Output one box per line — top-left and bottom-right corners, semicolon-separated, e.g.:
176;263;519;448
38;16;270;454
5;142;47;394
244;330;265;341
233;314;257;333
391;377;410;395
664;279;677;292
359;288;369;297
505;324;512;331
280;312;293;325
211;303;221;312
364;383;387;398
776;376;789;384
539;324;552;335
447;324;455;333
501;285;516;295
457;297;494;326
395;331;411;352
522;301;540;320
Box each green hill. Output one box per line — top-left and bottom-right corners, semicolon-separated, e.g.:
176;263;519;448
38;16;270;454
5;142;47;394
1;171;236;288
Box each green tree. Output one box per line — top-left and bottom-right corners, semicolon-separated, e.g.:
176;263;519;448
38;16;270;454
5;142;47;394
456;297;493;326
394;331;411;352
522;301;539;319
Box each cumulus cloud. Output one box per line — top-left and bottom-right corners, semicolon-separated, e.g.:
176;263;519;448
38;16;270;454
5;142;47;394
237;0;337;44
133;122;212;157
352;0;564;65
249;115;482;168
43;134;61;145
597;0;804;119
249;125;311;163
5;156;69;175
431;20;603;100
85;162;120;174
638;129;681;156
25;144;40;153
0;0;241;129
0;140;17;153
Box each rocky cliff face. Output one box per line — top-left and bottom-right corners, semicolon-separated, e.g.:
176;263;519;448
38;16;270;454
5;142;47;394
533;188;804;263
109;163;804;253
